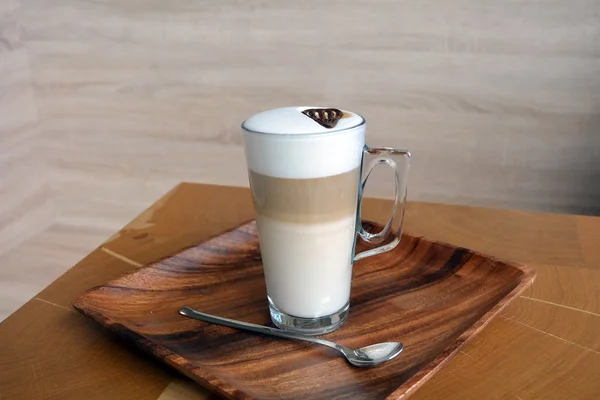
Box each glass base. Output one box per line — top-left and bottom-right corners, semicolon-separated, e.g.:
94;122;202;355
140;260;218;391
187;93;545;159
268;296;349;336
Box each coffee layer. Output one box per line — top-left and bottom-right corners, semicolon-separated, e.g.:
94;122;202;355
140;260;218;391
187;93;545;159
249;167;360;224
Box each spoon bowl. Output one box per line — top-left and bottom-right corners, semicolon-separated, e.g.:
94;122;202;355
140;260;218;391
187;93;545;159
338;342;404;367
180;306;404;367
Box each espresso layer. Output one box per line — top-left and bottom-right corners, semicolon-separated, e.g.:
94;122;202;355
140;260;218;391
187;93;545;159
249;167;360;223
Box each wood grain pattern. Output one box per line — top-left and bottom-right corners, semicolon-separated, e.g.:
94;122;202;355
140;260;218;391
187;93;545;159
73;219;534;400
0;0;56;320
410;315;600;400
17;0;600;217
0;0;51;256
0;298;171;400
157;378;218;400
0;223;115;320
1;183;600;399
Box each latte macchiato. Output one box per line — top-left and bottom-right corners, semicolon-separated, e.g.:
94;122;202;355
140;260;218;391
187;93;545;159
242;106;410;335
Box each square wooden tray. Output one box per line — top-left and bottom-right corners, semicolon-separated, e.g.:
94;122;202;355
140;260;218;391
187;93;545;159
73;220;535;400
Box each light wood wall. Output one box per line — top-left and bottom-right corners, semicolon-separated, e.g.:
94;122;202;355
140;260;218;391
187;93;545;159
0;0;53;255
4;0;600;253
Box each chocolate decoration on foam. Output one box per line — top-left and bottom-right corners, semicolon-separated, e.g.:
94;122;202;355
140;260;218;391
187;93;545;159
301;108;343;128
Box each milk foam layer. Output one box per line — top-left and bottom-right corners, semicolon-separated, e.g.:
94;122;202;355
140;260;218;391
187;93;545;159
242;107;366;179
256;214;356;318
243;106;364;135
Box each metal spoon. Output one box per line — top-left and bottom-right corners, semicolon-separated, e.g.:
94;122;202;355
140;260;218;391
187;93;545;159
179;306;404;367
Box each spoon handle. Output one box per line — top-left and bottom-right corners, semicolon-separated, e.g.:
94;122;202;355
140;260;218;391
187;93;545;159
179;306;338;350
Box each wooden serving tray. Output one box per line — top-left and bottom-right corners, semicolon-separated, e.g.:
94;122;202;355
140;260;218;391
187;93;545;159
73;220;535;400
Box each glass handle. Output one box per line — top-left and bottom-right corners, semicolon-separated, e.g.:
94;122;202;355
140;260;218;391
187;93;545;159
354;146;411;262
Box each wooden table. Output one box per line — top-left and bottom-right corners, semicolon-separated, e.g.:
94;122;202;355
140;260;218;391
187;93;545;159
1;183;599;400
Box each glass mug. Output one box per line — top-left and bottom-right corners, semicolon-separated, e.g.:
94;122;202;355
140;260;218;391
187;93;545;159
242;107;410;335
